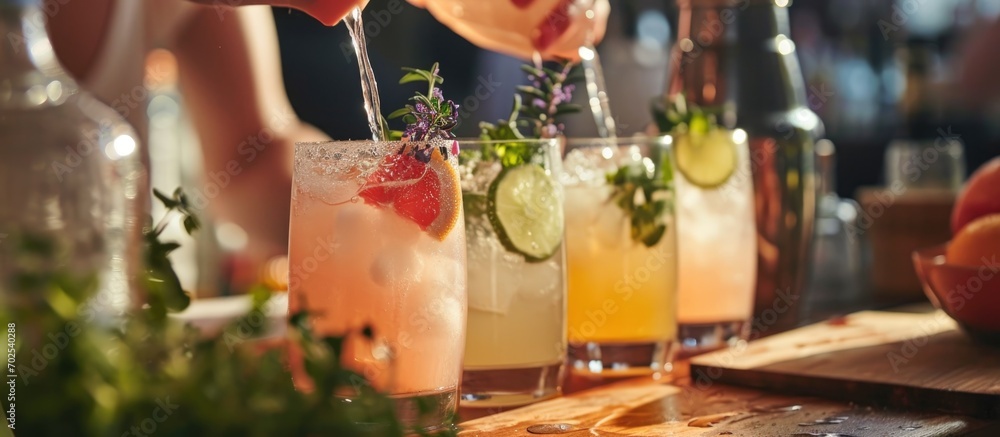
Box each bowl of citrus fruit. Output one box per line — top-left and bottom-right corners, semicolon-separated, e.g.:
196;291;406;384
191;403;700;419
913;157;1000;345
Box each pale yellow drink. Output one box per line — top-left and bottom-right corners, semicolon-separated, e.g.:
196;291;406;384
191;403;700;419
458;139;566;407
561;137;678;374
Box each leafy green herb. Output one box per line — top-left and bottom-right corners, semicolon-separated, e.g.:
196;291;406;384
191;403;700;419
605;153;674;247
144;188;199;317
651;93;721;135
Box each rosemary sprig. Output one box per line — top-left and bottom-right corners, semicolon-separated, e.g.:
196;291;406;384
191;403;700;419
478;59;582;167
516;60;582;138
385;62;459;144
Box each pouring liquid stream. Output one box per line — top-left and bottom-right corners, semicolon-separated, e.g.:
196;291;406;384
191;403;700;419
579;42;616;139
343;7;385;141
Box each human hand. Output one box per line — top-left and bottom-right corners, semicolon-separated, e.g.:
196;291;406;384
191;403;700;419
189;0;369;26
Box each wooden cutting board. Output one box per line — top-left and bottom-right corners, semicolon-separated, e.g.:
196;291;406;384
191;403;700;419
690;309;1000;419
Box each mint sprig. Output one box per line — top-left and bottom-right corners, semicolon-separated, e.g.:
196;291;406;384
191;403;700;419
144;188;200;317
606;152;674;248
651;93;721;135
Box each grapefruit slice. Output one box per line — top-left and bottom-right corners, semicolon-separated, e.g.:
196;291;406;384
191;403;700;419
359;147;461;241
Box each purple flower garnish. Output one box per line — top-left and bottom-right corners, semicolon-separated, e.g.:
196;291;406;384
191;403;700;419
553;84;574;106
390;63;461;147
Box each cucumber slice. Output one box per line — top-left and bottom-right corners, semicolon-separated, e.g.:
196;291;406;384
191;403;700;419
487;165;564;262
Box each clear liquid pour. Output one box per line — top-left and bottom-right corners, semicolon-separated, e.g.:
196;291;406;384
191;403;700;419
343;7;385;141
579;42;616;139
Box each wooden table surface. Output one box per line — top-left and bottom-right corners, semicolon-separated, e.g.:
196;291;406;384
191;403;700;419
458;361;1000;436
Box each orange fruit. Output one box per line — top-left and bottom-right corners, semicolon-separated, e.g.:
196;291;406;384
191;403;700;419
946;214;1000;267
952;157;1000;234
359;147;461;241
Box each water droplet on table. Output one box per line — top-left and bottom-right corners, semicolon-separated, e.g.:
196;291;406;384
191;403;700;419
687;413;735;428
527;423;575;434
750;404;803;413
792;433;857;437
799;416;848;426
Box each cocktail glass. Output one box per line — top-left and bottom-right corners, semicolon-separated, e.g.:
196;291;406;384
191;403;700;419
288;139;467;432
561;136;677;376
673;129;757;355
457;138;567;408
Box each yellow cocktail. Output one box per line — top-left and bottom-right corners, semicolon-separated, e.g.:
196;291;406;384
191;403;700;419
561;137;678;375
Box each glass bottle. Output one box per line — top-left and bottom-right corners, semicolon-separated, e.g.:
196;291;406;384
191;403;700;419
0;0;144;321
667;0;820;336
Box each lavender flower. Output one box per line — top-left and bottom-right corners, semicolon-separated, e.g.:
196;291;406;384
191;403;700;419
387;63;461;147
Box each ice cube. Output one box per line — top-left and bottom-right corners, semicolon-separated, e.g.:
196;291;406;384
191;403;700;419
369;247;424;288
332;202;379;249
517;260;562;301
466;237;519;315
593;205;627;249
379;208;422;246
561;149;595;186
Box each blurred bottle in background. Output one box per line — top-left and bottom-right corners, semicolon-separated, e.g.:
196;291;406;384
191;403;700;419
667;0;820;336
884;40;966;192
0;0;144;321
807;140;866;314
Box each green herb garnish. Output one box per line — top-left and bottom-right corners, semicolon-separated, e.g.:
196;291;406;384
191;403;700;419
383;62;459;145
477;59;582;167
2;189;454;436
606;152;674;248
480;59;581;141
651;93;722;134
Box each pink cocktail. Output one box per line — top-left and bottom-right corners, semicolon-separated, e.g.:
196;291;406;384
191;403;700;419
288;139;466;431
